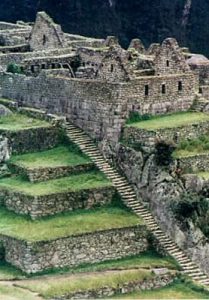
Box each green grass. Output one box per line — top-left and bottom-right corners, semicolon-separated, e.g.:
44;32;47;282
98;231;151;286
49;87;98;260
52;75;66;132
0;207;142;241
197;172;209;180
0;283;37;300
126;112;209;130
174;135;209;158
9;145;91;168
0;261;25;280
0;113;50;131
114;280;209;299
0;171;111;196
16;269;155;298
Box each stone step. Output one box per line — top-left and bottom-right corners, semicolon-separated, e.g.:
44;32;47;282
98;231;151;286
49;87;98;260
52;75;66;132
64;123;209;288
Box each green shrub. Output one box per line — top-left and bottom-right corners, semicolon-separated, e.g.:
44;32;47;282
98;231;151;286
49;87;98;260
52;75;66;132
6;63;24;74
126;112;151;124
155;140;176;166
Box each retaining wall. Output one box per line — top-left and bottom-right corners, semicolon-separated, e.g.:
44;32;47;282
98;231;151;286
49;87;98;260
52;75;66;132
1;225;149;273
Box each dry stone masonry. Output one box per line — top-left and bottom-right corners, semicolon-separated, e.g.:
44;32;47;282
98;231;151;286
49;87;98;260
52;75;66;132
1;10;209;292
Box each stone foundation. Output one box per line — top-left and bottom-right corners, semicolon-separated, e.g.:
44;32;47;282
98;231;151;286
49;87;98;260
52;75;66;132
10;162;95;182
1;126;61;154
1;186;116;219
177;154;209;172
53;273;176;299
123;121;209;147
1;225;149;273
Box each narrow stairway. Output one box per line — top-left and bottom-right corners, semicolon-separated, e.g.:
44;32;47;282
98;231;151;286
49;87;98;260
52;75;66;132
65;121;209;288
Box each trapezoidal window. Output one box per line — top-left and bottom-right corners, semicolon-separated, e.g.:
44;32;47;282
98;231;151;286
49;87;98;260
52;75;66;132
166;60;170;67
145;85;149;96
43;34;47;46
178;81;183;91
162;84;166;94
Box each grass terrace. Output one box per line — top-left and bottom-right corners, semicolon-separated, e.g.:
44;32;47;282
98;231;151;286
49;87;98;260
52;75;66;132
9;145;91;168
114;280;209;299
16;269;156;299
126;112;209;130
197;172;209;180
0;171;110;196
0;113;51;131
0;207;142;242
174;135;209;158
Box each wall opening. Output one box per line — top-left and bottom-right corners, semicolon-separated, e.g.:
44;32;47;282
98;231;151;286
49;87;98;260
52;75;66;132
31;65;35;73
43;34;47;46
178;81;183;91
111;64;114;72
145;84;149;96
166;60;170;67
41;64;46;69
162;84;166;94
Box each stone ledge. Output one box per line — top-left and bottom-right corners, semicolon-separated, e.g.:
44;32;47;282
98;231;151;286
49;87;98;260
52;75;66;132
176;153;209;172
123;120;209;146
1;225;149;273
1;186;116;219
9;162;95;182
0;126;61;155
53;273;177;299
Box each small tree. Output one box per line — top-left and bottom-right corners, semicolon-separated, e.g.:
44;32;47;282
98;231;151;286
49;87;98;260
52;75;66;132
6;63;24;74
155;139;176;166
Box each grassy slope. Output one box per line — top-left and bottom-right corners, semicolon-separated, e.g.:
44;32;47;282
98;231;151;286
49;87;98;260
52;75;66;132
174;135;209;158
9;145;91;168
0;171;111;196
114;280;209;299
0;113;50;131
0;284;37;300
16;269;155;298
126;112;209;130
0;207;142;241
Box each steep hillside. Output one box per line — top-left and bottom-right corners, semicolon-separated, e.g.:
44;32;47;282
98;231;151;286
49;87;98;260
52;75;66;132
0;0;209;56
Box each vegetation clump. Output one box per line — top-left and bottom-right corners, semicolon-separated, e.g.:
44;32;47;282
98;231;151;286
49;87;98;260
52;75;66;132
6;63;24;75
174;134;209;158
155;139;176;166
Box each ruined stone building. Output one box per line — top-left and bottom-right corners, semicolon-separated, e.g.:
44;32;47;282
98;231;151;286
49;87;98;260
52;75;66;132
1;11;209;291
0;11;205;141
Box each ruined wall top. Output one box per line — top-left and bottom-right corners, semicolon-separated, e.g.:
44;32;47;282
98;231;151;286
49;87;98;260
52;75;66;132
154;38;191;75
29;11;66;51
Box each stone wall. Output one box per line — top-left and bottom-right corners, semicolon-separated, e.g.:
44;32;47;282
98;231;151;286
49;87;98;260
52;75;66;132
100;141;209;276
1;186;116;219
0;71;197;141
0;126;60;154
10;162;95;182
127;74;197;115
123;120;209;147
53;273;176;299
1;225;149;273
29;12;66;51
177;154;209;172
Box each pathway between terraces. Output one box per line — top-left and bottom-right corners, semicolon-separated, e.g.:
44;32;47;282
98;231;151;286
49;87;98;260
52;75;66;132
65;121;209;288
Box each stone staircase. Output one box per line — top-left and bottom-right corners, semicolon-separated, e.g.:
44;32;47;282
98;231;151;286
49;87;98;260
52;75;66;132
191;96;209;112
65;121;209;288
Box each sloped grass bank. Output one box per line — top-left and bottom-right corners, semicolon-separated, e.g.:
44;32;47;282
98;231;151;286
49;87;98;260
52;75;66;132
127;112;209;130
9;145;91;168
114;279;209;299
0;207;142;242
0;171;111;196
0;113;50;131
